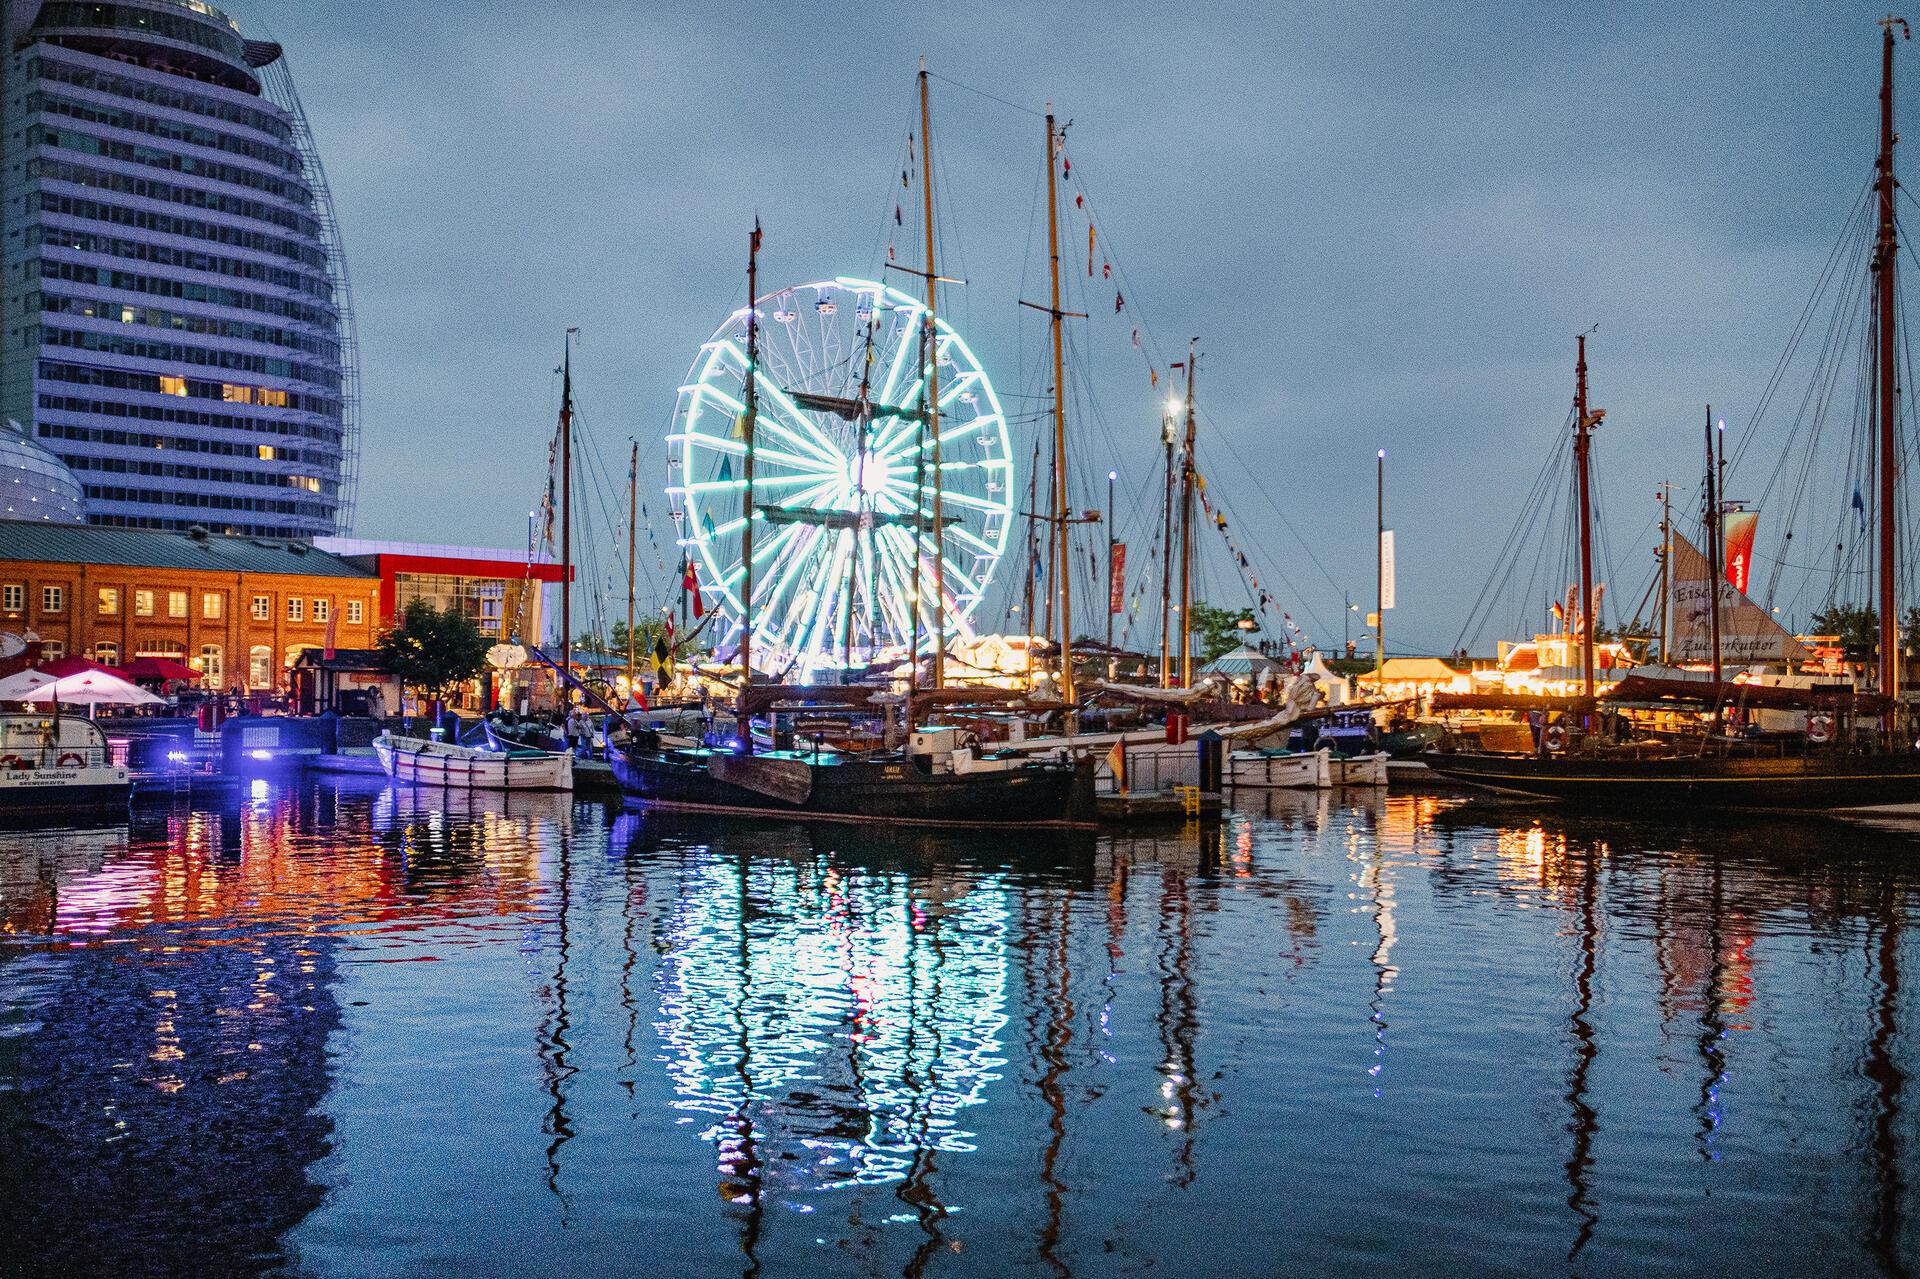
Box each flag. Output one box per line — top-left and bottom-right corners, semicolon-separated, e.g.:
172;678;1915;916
1074;193;1083;208
1109;542;1127;614
1105;739;1128;793
1150;368;1158;388
701;511;716;540
750;218;762;252
1853;486;1867;533
1722;508;1759;594
731;411;747;439
717;455;733;483
682;560;705;619
895;205;903;226
323;610;337;661
901;169;909;188
1114;291;1124;313
1088;225;1096;276
653;630;674;684
1131;328;1141;348
1102;261;1111;279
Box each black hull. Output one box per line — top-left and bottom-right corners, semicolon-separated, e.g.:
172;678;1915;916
1425;750;1920;809
610;750;1099;828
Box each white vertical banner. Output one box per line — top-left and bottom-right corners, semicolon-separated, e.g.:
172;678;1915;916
1379;529;1397;610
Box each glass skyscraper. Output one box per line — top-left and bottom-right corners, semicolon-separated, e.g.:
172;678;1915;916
0;0;357;538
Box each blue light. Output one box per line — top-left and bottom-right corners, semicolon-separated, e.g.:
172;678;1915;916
165;750;188;763
249;749;272;761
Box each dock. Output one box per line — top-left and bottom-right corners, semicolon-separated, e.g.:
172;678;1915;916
1096;787;1223;824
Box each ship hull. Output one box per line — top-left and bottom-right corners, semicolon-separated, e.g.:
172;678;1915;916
610;749;1098;828
1425;750;1920;809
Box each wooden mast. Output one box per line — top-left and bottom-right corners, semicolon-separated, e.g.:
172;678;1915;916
626;439;637;696
1376;448;1386;682
1573;335;1598;701
1657;483;1672;665
1705;405;1725;711
1159;406;1175;687
1044;104;1075;707
1877;16;1909;699
560;328;575;691
1177;341;1197;687
738;220;761;750
919;57;946;688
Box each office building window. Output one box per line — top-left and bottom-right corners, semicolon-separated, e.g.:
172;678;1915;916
252;595;270;620
41;586;62;613
135;589;155;616
97;587;118;615
346;599;363;625
168;591;187;618
313;598;330;623
203;593;222;620
287;597;304;623
2;585;21;612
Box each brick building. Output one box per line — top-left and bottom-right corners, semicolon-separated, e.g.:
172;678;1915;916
0;518;378;689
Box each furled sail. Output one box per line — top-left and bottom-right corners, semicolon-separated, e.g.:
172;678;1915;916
1665;529;1807;663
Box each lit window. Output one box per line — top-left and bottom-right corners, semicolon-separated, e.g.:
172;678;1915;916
158;375;187;397
287;597;304;623
41;586;62;613
135;589;155;616
259;389;288;408
119;305;136;324
167;590;187;618
203;592;222;620
94;641;118;665
199;644;222;685
313;598;330;623
346;600;363;625
1;584;21;612
97;587;117;615
251;594;270;620
258;445;276;460
221;383;254;404
248;644;272;689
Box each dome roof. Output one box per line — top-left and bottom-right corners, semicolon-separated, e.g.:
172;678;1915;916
0;421;85;524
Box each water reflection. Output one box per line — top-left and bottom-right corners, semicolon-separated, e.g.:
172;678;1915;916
3;783;1919;1274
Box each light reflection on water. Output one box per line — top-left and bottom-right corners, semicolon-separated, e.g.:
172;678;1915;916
0;779;1917;1276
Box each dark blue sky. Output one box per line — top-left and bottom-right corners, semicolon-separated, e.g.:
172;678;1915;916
248;1;1907;653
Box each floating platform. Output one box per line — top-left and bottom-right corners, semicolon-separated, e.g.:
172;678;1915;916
1096;788;1223;824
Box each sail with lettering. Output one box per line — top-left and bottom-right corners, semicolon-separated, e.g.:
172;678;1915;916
1665;528;1806;663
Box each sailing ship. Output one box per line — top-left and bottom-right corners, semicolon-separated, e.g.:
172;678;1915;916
1430;28;1920;810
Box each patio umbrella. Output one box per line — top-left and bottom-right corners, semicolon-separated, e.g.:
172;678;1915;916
19;670;163;707
0;667;56;701
36;655;129;680
121;655;200;683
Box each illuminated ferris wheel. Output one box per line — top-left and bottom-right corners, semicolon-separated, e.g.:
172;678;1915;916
668;277;1014;681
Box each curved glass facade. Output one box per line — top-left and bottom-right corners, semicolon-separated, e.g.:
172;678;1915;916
0;418;86;522
0;0;354;537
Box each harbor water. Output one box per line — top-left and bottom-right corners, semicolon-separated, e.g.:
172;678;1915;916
3;779;1918;1276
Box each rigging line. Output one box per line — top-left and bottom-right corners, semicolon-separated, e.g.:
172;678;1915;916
1194;405;1345;599
924;69;1047;118
1451;415;1567;651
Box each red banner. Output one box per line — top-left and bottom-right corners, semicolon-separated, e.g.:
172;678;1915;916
1723;509;1759;595
1109;542;1127;615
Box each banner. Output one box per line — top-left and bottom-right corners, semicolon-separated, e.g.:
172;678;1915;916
1722;508;1759;594
1109;542;1127;615
1379;530;1396;610
1666;529;1806;664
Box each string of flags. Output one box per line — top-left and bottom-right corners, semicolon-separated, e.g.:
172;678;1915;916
1196;473;1305;650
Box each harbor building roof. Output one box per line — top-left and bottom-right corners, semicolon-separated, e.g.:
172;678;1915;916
0;520;374;578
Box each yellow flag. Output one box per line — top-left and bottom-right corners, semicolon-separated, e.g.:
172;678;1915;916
732;412;748;439
1105;740;1127;793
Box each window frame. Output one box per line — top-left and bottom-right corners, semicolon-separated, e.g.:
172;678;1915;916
41;585;63;613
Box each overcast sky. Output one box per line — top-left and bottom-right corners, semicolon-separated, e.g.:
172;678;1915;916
241;1;1909;654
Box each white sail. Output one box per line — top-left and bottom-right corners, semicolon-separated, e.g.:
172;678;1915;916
1665;529;1806;664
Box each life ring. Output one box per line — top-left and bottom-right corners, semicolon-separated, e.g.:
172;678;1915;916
1542;724;1568;752
0;755;27;770
1807;713;1835;744
56;752;84;768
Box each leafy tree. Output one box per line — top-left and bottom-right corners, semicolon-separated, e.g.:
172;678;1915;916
576;619;672;661
1810;603;1878;649
1189;602;1256;665
378;598;491;708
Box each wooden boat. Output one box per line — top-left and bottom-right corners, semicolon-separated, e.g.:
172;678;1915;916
0;714;129;814
611;727;1095;828
373;732;573;792
1426;746;1920;808
1226;748;1327;789
1328;750;1390;786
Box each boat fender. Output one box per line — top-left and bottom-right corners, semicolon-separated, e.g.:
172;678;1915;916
1542;724;1568;752
56;752;84;768
1807;713;1834;744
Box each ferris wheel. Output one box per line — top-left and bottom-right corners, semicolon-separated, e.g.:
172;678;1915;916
668;277;1014;681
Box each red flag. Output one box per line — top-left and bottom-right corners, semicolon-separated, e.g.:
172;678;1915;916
323;609;337;661
682;561;705;619
1114;291;1124;313
1102;261;1111;279
1074;193;1083;208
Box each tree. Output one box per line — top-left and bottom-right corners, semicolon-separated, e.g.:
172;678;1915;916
1810;603;1878;649
378;598;491;710
1188;602;1255;665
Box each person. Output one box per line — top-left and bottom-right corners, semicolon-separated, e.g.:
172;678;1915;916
566;703;591;754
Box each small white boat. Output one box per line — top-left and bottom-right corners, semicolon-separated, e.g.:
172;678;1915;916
1227;747;1328;789
373;732;573;792
1327;751;1390;786
0;713;129;814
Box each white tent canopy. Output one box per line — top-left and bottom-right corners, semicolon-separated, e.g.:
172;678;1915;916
14;670;161;707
